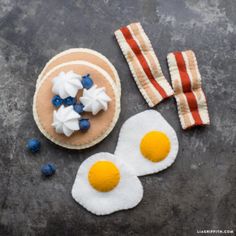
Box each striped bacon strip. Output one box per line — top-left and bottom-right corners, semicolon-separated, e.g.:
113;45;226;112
167;50;210;129
115;22;173;107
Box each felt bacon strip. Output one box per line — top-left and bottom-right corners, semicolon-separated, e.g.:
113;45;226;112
115;22;173;107
167;50;210;129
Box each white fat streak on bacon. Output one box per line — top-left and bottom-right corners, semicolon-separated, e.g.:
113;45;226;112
190;51;210;124
183;51;210;125
133;24;161;79
127;25;163;103
192;88;210;124
167;52;195;129
115;29;154;107
182;51;203;122
135;23;174;97
167;53;183;94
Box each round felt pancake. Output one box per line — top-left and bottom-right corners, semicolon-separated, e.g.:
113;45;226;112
33;61;120;149
37;48;121;96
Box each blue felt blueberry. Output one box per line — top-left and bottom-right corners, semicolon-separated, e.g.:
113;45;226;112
26;139;41;153
41;163;56;177
63;96;76;106
73;103;84;114
51;95;63;108
81;74;93;89
79;119;90;132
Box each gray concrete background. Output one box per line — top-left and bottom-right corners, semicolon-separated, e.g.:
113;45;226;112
0;0;235;235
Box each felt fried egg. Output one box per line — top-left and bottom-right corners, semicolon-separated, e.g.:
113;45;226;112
114;110;179;176
71;152;143;215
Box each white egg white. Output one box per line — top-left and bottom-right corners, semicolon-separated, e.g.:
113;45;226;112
71;152;143;215
114;110;179;176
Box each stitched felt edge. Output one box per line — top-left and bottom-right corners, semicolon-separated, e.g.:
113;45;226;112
71;152;144;215
135;23;174;97
114;28;154;107
189;50;210;125
37;48;121;97
114;110;179;176
167;50;210;129
33;61;120;150
167;53;187;129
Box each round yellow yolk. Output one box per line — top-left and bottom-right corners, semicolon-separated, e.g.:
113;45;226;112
140;131;171;162
88;161;120;192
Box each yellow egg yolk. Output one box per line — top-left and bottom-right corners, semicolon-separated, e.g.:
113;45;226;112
140;131;171;162
88;161;120;192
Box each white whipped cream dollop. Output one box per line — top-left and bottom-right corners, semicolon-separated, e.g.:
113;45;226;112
80;85;111;115
52;71;83;99
52;105;80;137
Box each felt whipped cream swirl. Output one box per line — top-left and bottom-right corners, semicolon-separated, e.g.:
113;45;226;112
80;85;111;115
51;71;111;137
52;71;83;99
52;105;80;137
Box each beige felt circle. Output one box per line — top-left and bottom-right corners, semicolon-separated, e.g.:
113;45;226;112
33;61;120;149
37;48;121;96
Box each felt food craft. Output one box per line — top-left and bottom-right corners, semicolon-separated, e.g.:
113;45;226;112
37;48;121;97
33;58;120;149
167;50;210;129
115;22;173;107
71;152;143;216
114;110;179;176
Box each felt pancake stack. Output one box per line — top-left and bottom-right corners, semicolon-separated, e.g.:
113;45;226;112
33;49;121;149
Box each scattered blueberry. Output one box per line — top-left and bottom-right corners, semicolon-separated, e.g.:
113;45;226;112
41;163;56;177
73;103;84;114
79;119;90;132
26;139;41;153
51;95;63;108
81;74;93;89
63;96;76;106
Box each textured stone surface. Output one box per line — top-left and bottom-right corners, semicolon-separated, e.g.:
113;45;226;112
0;0;235;235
